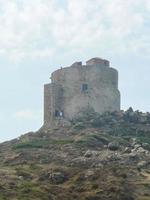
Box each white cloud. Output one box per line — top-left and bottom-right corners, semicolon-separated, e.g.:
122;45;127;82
9;47;55;62
0;0;149;61
13;109;42;120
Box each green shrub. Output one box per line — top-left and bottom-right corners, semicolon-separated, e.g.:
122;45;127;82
13;139;74;150
136;136;150;145
15;167;32;180
73;122;85;130
75;134;108;147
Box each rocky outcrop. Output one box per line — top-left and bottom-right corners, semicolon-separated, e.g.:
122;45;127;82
0;108;150;199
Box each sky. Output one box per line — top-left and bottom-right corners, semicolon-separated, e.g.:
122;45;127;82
0;0;150;142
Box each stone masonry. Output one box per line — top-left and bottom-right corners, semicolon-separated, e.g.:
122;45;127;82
43;57;120;128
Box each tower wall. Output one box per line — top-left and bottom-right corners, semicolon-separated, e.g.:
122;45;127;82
44;83;51;126
43;58;121;127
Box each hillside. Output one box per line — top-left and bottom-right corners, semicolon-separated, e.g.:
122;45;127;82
0;108;150;200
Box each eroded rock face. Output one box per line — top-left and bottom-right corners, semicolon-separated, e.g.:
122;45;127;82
123;107;150;124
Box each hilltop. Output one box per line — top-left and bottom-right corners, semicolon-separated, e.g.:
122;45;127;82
0;108;150;199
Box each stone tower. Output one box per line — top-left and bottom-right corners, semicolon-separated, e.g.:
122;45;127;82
44;57;120;128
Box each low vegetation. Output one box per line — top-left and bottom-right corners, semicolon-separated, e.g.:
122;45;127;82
13;139;74;150
0;108;150;199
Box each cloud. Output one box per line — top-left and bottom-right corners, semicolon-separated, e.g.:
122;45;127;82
0;0;57;61
0;0;149;61
13;109;42;120
9;47;55;62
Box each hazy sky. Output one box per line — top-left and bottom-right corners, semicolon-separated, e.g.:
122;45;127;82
0;0;150;142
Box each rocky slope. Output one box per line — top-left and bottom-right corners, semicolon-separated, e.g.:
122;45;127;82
0;108;150;199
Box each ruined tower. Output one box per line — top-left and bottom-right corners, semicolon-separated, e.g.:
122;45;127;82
44;57;120;128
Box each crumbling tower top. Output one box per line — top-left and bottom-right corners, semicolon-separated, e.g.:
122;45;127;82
86;57;109;67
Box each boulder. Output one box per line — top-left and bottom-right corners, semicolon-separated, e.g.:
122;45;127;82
124;147;132;154
84;150;99;158
108;142;119;151
128;153;139;161
49;172;66;184
107;153;121;161
142;143;150;151
134;144;141;150
71;157;87;166
84;170;94;178
136;147;146;153
137;161;149;169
